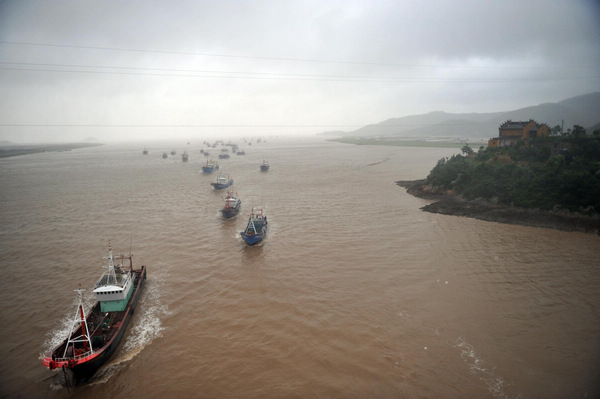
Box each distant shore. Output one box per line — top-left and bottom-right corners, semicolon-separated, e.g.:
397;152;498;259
397;179;600;235
328;137;481;148
0;143;103;158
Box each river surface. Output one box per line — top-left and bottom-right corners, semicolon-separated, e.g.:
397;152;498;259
0;137;598;398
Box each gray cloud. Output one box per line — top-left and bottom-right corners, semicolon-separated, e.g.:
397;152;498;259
1;0;599;142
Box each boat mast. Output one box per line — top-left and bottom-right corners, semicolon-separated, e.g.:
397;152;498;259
102;243;118;286
62;287;94;358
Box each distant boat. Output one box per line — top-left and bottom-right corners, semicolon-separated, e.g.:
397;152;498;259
211;173;233;190
260;160;270;171
240;208;267;245
236;149;246;155
42;245;147;384
202;159;219;173
221;191;241;219
218;153;230;159
182;151;189;162
171;150;176;155
162;152;168;159
143;148;148;155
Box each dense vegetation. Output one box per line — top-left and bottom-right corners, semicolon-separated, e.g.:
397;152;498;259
426;133;600;215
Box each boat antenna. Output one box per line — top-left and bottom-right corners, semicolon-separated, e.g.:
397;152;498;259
129;234;134;270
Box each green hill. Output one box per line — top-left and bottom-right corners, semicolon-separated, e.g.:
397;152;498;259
424;135;600;215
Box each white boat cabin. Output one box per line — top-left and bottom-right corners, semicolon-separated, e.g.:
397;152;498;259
92;248;134;312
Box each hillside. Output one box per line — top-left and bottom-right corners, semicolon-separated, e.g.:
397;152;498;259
330;92;600;139
397;135;600;234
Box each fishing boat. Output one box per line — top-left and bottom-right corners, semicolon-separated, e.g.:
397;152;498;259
182;151;189;162
202;159;219;173
236;149;246;155
211;173;233;190
142;148;148;155
240;208;268;245
42;245;147;384
171;150;176;155
221;191;241;218
260;160;270;171
162;152;168;159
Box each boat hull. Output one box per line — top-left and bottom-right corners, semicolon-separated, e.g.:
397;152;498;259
211;180;233;190
43;266;147;383
241;232;265;245
202;165;219;173
221;201;241;218
241;219;267;245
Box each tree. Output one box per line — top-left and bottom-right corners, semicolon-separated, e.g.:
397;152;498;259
461;144;474;156
551;125;562;136
572;125;586;137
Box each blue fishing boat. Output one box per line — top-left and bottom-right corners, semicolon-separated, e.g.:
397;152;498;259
260;160;270;171
221;191;241;218
202;159;219;173
211;173;233;190
240;208;267;245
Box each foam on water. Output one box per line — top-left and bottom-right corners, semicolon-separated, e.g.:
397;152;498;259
455;337;513;399
41;292;97;358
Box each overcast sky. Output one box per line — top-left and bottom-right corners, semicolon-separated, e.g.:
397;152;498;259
1;0;599;143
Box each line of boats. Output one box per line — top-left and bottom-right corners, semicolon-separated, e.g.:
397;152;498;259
146;147;247;159
42;208;267;386
210;170;268;246
43;151;271;387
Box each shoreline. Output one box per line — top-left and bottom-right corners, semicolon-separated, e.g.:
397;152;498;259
397;180;600;235
0;143;103;158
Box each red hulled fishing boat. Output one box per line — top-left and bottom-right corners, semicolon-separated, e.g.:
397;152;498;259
42;244;146;384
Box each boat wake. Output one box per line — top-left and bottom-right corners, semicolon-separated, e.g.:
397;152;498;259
41;293;98;358
367;157;390;166
455;337;512;399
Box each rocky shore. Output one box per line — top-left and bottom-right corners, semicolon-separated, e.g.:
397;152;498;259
397;180;600;235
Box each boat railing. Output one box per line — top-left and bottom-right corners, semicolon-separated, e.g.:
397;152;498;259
52;349;94;363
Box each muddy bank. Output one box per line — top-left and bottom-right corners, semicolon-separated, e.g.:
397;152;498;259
397;180;600;235
0;143;103;158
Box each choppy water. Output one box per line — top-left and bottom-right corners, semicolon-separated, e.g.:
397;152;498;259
0;137;598;398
